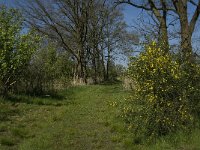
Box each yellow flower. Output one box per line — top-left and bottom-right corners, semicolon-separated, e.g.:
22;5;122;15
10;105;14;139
167;102;171;106
152;41;156;46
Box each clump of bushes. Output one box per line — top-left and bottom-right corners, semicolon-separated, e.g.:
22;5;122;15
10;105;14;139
123;42;200;141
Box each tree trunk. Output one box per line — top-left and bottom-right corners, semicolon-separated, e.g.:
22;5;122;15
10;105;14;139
181;29;193;62
92;57;97;84
179;5;193;62
106;52;110;81
83;60;88;84
74;59;84;85
173;0;194;62
100;45;106;81
159;19;169;52
102;59;106;81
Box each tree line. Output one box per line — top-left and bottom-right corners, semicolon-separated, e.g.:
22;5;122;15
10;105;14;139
18;0;135;84
0;0;136;96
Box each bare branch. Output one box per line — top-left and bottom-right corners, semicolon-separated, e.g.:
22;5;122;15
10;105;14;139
115;0;151;10
189;0;200;34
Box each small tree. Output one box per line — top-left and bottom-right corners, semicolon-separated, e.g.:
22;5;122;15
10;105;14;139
0;6;38;96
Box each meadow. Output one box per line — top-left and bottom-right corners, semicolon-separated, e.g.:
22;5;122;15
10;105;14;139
1;84;200;150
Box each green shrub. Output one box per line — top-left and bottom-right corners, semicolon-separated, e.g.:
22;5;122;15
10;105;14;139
123;41;200;141
0;6;39;96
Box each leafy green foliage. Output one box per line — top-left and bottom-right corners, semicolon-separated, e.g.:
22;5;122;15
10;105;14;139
20;40;73;95
0;6;39;96
124;42;200;141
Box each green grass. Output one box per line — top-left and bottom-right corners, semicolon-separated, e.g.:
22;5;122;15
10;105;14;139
0;84;200;149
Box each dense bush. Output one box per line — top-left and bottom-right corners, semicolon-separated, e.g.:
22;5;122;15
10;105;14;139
123;42;200;141
16;41;73;95
0;6;39;96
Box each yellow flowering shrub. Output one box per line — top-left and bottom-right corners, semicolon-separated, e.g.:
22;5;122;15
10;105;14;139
124;42;200;140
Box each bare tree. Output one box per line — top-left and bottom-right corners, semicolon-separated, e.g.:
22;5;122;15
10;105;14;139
171;0;200;61
116;0;171;52
17;0;134;83
18;0;97;83
116;0;200;61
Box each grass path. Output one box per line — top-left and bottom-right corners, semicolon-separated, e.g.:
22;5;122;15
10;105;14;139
1;84;200;150
0;84;133;150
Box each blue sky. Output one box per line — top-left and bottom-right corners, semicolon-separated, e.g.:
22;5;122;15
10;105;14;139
0;0;14;7
1;0;199;36
0;0;139;27
3;0;198;33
